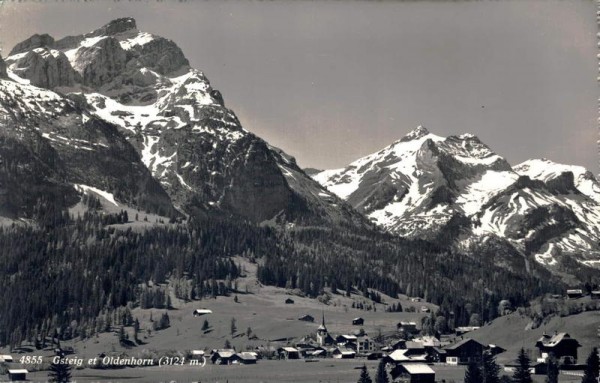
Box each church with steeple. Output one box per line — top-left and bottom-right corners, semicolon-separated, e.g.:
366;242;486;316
316;312;334;346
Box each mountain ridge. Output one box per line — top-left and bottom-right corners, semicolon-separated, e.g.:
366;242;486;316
1;18;366;228
313;126;600;280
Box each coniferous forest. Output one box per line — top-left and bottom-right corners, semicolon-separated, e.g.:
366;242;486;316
0;201;565;349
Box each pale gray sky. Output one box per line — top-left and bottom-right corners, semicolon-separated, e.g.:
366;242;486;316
0;1;597;173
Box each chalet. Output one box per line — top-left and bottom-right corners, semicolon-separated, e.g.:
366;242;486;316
285;298;295;304
210;349;236;365
591;291;600;300
535;332;581;364
397;321;418;334
385;349;427;364
352;317;364;325
332;347;356;359
566;289;584;299
231;352;258;365
367;351;384;360
455;326;480;336
298;314;315;322
444;338;485;365
413;336;441;348
310;349;327;358
278;347;300;360
390;363;435;383
7;369;28;381
190;350;205;359
193;308;212;317
410;297;422;302
0;354;13;362
405;341;426;355
420;306;430;313
336;334;358;347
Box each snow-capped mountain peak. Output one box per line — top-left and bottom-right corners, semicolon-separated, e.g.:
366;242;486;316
313;129;600;277
0;19;364;227
400;125;431;142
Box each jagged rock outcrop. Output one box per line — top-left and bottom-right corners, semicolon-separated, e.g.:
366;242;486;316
89;17;137;37
6;48;80;88
130;37;189;75
75;37;128;88
9;33;55;56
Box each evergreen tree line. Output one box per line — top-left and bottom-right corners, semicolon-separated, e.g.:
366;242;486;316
257;226;563;329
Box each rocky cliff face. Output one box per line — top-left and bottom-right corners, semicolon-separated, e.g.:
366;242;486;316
2;18;365;227
0;70;177;219
0;56;6;78
313;127;600;278
5;48;80;88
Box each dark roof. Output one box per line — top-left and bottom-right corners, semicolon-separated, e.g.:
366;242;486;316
445;338;484;351
536;333;581;348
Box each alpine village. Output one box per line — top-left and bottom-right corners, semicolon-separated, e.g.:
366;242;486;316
0;17;598;383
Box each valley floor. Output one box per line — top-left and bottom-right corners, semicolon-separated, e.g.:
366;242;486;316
16;359;584;383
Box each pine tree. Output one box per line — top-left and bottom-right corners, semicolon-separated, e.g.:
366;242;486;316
581;348;599;383
48;361;72;383
512;348;533;383
375;359;389;383
230;317;237;336
482;351;501;383
202;319;210;331
545;355;559;383
464;360;483;383
358;364;372;383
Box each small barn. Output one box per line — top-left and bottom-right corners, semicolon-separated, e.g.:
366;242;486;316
390;363;435;383
231;352;258;365
591;291;600;300
397;321;418;334
285;298;295;304
210;349;236;365
7;369;28;381
352;317;364;325
298;314;315;322
332;347;356;359
566;289;584;299
193;308;213;317
278;347;300;360
0;354;13;362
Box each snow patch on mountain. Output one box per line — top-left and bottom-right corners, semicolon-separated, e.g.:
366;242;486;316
74;184;119;206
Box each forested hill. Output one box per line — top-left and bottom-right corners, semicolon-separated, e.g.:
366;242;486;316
0;206;563;349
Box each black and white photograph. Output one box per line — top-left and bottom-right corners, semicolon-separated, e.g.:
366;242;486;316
0;1;598;382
